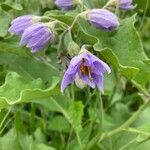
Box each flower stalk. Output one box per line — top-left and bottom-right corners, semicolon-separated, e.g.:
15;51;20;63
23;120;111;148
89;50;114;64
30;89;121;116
96;90;104;133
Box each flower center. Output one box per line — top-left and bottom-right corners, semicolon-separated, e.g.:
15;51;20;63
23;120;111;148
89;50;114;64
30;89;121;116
80;58;93;81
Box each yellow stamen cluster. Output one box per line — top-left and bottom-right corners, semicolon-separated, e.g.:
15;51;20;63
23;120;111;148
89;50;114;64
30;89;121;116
80;58;93;81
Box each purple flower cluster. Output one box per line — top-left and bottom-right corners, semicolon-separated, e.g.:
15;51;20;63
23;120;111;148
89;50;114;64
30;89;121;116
61;50;111;92
8;15;53;53
8;0;127;92
58;6;119;91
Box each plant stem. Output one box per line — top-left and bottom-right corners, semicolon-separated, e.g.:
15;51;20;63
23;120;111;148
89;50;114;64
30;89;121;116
115;0;120;16
0;107;11;129
30;103;35;133
76;130;83;150
85;87;92;107
69;11;87;30
0;118;12;135
131;80;150;98
86;100;150;149
69;14;80;30
51;98;83;150
139;0;149;30
66;127;73;149
57;29;69;52
79;0;84;12
86;133;105;150
108;100;150;136
97;90;104;132
71;84;75;101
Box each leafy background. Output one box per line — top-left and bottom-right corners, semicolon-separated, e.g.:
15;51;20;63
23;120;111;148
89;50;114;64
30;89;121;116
0;0;150;150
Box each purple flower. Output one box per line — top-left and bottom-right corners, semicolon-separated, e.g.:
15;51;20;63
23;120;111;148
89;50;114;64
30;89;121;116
119;0;135;10
8;15;38;35
20;23;53;53
55;0;74;10
87;9;119;31
61;50;111;92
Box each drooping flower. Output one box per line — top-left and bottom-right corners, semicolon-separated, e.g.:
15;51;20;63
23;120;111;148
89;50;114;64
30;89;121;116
55;0;78;10
20;23;53;53
55;0;73;10
87;9;119;31
61;50;111;92
8;15;40;35
119;0;135;10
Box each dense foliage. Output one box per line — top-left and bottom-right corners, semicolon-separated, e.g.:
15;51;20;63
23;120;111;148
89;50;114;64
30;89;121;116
0;0;150;150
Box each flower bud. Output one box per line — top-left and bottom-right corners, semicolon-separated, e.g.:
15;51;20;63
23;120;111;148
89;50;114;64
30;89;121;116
8;15;40;35
87;9;119;31
55;0;79;10
20;23;53;53
119;0;135;10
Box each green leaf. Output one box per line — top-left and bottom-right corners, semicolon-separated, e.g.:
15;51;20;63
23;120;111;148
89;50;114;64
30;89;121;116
30;144;56;150
0;128;32;150
68;125;93;150
137;123;150;134
100;48;139;80
135;0;150;16
0;8;11;37
0;72;60;109
1;1;23;11
33;128;46;144
44;10;74;25
110;103;131;128
49;98;84;132
36;95;69;113
104;70;117;94
0;41;59;82
48;116;70;133
0;127;55;150
133;107;150;127
48;97;84;149
118;124;150;150
64;30;80;56
68;101;84;132
0;72;43;102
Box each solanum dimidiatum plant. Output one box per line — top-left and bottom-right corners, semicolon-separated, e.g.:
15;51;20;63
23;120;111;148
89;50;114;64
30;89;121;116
8;0;135;91
0;0;149;149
